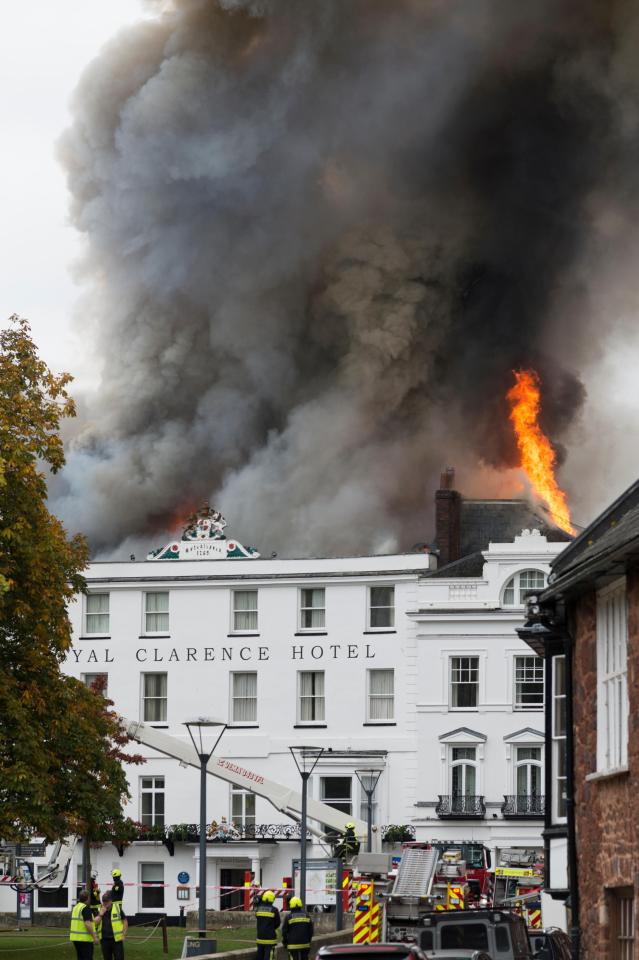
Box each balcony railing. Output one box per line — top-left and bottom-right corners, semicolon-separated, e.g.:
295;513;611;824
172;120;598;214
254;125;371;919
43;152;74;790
501;795;545;818
164;822;311;842
436;795;486;818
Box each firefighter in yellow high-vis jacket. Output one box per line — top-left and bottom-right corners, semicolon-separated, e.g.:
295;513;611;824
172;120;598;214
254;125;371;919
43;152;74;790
255;890;280;960
282;897;314;960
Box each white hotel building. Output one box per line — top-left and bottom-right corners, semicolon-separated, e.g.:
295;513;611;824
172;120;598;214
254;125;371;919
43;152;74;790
3;485;569;921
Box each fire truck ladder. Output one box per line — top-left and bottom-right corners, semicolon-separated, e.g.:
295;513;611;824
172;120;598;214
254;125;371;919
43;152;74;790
391;847;439;897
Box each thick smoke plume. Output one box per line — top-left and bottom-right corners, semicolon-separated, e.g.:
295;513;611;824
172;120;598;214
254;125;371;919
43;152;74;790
54;0;639;556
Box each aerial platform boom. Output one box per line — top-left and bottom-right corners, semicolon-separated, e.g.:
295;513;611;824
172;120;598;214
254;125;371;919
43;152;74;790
124;720;370;841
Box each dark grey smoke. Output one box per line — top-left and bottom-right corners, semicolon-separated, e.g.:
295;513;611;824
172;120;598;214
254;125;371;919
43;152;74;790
53;0;639;556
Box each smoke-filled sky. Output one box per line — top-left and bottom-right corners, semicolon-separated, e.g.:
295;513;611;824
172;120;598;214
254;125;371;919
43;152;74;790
8;0;639;557
0;0;148;384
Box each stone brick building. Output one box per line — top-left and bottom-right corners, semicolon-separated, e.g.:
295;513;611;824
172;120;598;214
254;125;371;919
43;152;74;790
519;479;639;960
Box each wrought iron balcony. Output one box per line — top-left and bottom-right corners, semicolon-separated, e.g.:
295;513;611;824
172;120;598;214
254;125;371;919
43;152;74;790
166;822;311;842
501;795;545;818
120;821;420;855
436;795;486;818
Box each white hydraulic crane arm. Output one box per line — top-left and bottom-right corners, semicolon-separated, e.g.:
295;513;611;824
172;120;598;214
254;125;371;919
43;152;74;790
0;838;77;891
124;720;369;840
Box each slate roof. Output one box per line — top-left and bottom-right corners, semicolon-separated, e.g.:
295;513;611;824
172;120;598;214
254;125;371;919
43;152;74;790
428;499;571;579
427;551;485;579
544;478;639;597
460;499;571;558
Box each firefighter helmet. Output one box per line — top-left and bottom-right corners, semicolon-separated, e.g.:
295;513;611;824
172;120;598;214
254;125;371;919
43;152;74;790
261;890;275;903
289;897;303;909
111;869;122;878
345;822;355;830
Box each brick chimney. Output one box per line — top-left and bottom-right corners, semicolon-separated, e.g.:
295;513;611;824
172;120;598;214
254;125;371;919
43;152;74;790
435;467;461;567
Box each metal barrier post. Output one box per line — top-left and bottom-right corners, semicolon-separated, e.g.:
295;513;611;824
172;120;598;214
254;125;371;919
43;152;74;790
335;860;343;932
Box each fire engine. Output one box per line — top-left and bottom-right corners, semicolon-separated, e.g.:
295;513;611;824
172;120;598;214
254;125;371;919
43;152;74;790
349;842;487;943
430;841;492;901
351;841;544;944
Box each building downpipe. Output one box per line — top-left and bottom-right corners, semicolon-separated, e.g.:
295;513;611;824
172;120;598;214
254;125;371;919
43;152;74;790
564;613;580;960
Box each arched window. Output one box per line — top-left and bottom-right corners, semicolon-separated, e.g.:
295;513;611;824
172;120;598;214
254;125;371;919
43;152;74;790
502;569;546;607
450;746;478;814
514;746;543;814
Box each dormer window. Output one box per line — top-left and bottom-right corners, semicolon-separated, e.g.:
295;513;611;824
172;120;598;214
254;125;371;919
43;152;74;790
502;569;546;607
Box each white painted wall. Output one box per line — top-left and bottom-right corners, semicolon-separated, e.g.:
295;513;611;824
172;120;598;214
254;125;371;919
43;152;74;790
9;551;430;918
411;531;564;860
0;532;566;922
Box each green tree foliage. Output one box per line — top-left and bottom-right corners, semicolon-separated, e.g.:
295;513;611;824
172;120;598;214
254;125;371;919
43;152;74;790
0;316;141;841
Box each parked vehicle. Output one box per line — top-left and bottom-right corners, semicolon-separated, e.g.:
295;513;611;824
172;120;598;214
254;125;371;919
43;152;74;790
425;951;493;960
418;910;533;959
529;929;572;960
317;944;429;960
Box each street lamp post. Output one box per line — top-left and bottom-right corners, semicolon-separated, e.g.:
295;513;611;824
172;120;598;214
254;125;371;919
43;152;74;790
355;769;382;852
184;718;227;938
289;746;324;907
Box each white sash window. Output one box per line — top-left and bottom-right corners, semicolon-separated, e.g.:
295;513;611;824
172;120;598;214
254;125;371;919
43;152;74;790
300;588;325;630
233;590;258;632
298;671;325;722
231;672;258;723
145;592;169;633
142;673;167;722
597;579;628;773
367;669;394;721
86;593;109;634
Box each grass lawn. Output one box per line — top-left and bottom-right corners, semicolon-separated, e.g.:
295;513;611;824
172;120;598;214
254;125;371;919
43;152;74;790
0;923;256;960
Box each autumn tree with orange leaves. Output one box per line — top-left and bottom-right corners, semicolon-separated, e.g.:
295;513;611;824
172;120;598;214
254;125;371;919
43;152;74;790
0;316;141;841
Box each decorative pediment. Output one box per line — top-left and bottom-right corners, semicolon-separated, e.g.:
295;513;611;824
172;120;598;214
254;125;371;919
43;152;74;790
439;727;487;744
503;727;544;743
147;505;260;561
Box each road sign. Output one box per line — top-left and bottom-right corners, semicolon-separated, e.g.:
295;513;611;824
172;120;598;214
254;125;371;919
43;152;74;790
182;937;217;957
292;858;339;907
1;843;46;858
16;844;46;858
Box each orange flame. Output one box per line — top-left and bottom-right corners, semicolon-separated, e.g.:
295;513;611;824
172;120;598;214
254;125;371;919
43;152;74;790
507;369;575;535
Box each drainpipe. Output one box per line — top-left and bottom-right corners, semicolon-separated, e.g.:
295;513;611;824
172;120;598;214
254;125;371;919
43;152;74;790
564;613;580;960
543;644;553;889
